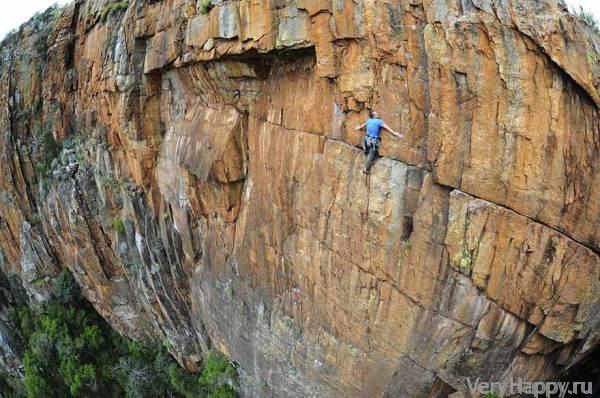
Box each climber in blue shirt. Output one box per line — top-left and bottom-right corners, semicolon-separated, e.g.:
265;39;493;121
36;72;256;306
355;110;403;174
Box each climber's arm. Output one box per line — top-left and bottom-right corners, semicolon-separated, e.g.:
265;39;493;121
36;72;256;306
355;123;366;131
382;123;403;139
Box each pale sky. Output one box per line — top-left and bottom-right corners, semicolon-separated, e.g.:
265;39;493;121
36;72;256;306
566;0;600;20
0;1;70;40
0;0;599;41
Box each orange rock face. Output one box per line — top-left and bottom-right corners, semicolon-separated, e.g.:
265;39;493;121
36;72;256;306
0;0;599;396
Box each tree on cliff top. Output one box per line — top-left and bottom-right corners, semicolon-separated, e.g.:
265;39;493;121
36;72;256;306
572;5;599;33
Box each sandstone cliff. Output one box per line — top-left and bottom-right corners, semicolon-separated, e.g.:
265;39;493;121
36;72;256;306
0;0;599;396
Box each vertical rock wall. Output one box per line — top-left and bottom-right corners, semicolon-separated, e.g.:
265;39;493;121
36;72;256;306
0;0;599;396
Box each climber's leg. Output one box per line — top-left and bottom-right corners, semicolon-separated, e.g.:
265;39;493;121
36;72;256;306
364;145;378;174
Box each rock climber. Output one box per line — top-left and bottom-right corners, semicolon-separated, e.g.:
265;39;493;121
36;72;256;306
355;110;403;174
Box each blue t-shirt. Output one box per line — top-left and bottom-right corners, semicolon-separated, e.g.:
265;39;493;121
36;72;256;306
366;118;384;138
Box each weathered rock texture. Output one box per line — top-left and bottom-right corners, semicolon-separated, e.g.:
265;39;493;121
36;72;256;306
0;0;599;396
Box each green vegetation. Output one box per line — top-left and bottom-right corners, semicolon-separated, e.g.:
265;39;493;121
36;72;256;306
459;246;473;271
401;239;411;253
34;127;60;180
52;270;81;303
198;0;213;15
129;261;142;273
31;3;64;24
29;213;41;225
112;217;126;235
32;126;84;190
60;134;82;152
199;352;236;385
225;285;233;301
102;0;130;22
573;5;599;33
6;270;237;398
